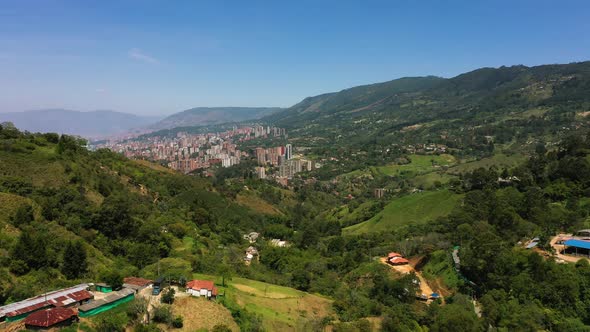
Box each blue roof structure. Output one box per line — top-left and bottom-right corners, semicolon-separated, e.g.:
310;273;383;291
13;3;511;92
525;242;538;249
564;239;590;250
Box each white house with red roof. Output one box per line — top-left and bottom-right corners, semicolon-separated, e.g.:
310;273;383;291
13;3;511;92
185;280;218;299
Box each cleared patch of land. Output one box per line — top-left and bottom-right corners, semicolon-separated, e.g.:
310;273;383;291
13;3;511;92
228;277;333;331
345;190;462;234
172;296;239;332
132;159;177;174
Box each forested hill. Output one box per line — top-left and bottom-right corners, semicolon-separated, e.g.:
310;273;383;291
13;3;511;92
265;61;590;153
0;124;270;304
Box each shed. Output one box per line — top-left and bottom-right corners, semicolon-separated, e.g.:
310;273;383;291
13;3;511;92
94;283;113;293
78;288;134;317
564;239;590;257
24;307;77;330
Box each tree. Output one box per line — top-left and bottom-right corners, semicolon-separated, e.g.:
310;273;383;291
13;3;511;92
62;241;88;279
217;264;232;287
161;287;175;304
103;270;124;290
11;205;34;226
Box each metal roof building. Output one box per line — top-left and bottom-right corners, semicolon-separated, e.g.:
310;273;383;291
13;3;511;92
24;307;77;329
0;284;91;322
78;288;134;317
564;239;590;250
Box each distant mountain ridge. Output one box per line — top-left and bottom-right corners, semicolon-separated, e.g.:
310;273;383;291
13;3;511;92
0;109;162;138
262;61;590;151
149;107;283;131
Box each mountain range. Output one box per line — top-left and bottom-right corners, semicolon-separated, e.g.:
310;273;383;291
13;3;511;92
263;61;590;153
0;107;283;138
0;109;162;138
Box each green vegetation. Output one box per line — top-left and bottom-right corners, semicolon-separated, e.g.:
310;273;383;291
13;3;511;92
371;154;456;177
345;190;462;234
4;61;590;331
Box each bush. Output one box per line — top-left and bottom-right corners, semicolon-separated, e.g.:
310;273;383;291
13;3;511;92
152;305;173;324
172;315;184;328
161;287;175;304
94;314;126;332
212;324;232;332
134;324;162;332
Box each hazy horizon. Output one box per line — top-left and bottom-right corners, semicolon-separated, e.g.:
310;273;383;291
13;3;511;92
1;0;589;115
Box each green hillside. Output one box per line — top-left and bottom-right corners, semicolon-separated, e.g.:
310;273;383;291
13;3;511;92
261;62;590;169
345;190;462;234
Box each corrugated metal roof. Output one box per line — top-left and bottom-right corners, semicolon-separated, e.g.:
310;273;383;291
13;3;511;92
564;239;590;250
123;277;152;287
525;242;539;249
0;284;90;318
79;288;134;312
24;307;76;327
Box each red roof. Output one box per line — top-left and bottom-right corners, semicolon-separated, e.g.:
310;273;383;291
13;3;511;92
24;308;76;327
69;290;93;302
6;302;50;317
388;252;402;258
389;257;409;265
123;277;153;287
186;280;215;291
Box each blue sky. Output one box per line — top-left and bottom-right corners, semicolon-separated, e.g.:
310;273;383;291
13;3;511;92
0;0;589;116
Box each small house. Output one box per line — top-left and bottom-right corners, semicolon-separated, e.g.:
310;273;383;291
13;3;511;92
186;280;218;299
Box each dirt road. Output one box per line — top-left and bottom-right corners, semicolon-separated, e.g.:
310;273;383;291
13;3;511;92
379;257;437;303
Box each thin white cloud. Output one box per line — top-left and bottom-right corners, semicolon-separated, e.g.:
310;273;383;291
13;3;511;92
95;88;107;93
128;48;159;64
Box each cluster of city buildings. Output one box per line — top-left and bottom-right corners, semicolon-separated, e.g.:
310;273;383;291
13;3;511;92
254;144;320;185
94;125;287;174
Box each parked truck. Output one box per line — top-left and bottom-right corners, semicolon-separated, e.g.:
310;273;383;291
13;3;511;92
152;277;164;295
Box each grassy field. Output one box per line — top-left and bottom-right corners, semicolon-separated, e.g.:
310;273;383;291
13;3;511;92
410;172;457;189
237;191;283;215
344;190;462;234
371;154;456;178
191;274;333;331
228;277;333;331
448;153;525;174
